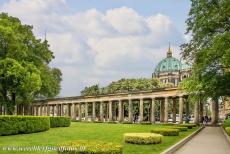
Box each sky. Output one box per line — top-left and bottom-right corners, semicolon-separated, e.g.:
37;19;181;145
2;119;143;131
0;0;191;97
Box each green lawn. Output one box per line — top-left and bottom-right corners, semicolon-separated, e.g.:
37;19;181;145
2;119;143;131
0;122;199;154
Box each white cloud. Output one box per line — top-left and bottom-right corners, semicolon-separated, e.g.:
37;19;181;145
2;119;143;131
0;0;185;97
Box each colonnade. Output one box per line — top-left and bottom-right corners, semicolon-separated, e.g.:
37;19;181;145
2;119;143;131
24;96;194;124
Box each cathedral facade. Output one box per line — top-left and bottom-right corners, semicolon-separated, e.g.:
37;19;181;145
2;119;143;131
152;46;191;86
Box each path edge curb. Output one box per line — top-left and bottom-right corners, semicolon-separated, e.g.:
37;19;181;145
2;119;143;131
160;126;204;154
220;126;230;145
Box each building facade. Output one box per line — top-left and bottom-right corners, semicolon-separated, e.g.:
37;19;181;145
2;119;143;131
153;46;191;86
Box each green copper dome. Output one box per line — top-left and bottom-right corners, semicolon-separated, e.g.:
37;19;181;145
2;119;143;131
153;45;191;75
154;57;182;75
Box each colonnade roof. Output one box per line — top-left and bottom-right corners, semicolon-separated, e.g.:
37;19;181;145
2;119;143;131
33;87;187;105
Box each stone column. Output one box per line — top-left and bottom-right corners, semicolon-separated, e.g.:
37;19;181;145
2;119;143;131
139;98;144;122
62;104;65;116
179;96;184;124
109;101;113;121
78;103;82;121
44;105;47;116
70;104;75;120
85;102;88;121
55;104;58;116
92;102;96;121
66;104;69;116
194;102;199;124
164;97;169;123
51;105;54;116
173;99;177;123
40;106;43;116
128;99;133;122
160;100;165;122
33;106;36;116
99;101;103;121
0;105;2;115
150;98;155;123
118;100;123;122
47;105;50;116
36;106;39;116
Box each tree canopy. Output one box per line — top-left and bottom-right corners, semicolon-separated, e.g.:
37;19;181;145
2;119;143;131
0;13;62;114
180;0;230;100
81;78;173;96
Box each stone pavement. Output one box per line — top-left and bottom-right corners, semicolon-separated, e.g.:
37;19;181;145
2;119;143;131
174;127;230;154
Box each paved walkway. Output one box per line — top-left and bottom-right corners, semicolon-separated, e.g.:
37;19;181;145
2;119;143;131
174;127;230;154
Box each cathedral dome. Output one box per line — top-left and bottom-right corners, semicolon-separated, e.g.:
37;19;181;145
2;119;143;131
154;45;183;75
154;57;182;75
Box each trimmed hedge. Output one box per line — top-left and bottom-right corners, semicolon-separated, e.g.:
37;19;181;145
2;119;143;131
50;117;71;128
106;121;117;124
151;128;179;136
223;119;230;128
124;133;162;144
169;126;188;132
122;121;133;124
178;124;196;129
93;121;103;123
225;127;230;136
0;116;50;135
140;122;152;125
57;140;122;154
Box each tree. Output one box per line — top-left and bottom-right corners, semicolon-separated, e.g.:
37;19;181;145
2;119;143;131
80;78;171;96
180;0;230;124
0;13;62;114
81;85;100;96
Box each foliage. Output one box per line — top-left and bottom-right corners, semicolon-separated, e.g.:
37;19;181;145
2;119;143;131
223;119;230;128
81;78;171;96
50;116;71;128
151;128;179;136
178;124;197;129
81;84;100;96
169;126;188;132
225;127;230;136
0;13;62;114
0;115;50;135
180;0;230;101
124;133;162;144
139;122;152;125
58;140;122;154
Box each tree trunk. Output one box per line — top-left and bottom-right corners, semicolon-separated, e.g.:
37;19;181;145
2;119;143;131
211;99;219;126
194;102;199;124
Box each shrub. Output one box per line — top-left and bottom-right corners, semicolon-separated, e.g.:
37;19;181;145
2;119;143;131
106;121;117;124
140;122;152;125
57;140;122;154
93;121;103;123
161;123;176;126
223;119;230;128
169;126;188;131
124;133;162;144
225;127;230;136
151;128;179;136
0;115;50;136
50;117;71;128
122;121;133;124
178;124;196;129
